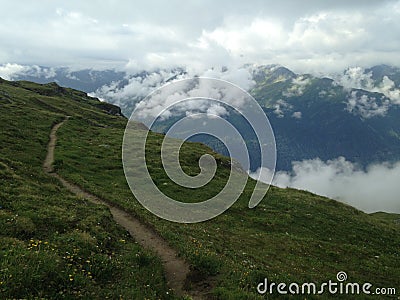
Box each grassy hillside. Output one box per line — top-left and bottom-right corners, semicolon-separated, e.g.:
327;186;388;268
1;78;399;299
52;87;400;297
55;117;400;299
0;79;175;299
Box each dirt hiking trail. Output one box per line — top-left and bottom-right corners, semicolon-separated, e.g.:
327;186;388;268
44;118;208;299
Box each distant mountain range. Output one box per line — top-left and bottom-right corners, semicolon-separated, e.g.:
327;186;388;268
4;63;400;171
7;66;125;93
250;64;400;170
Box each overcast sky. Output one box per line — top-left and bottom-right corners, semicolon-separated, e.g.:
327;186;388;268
1;0;399;73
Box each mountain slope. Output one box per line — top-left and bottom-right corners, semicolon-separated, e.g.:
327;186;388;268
0;79;174;299
1;78;399;299
250;65;400;170
54;100;400;298
7;66;126;94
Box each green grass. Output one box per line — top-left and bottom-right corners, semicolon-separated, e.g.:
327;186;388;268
1;78;399;299
0;79;176;299
54;97;399;297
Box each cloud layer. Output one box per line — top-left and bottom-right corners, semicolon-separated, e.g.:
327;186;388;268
251;157;400;213
345;90;391;118
1;1;400;73
91;66;256;116
336;67;400;104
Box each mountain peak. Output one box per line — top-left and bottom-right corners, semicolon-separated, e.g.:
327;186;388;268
252;65;296;84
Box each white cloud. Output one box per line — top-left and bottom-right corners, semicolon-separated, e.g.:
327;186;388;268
335;67;374;90
335;67;400;117
201;67;255;91
206;104;229;118
0;63;29;80
0;63;57;80
346;91;390;118
1;1;400;73
283;76;311;97
93;70;183;109
251;157;400;213
378;76;400;104
336;67;400;104
92;66;255;116
273;99;293;118
201;18;287;56
292;111;302;119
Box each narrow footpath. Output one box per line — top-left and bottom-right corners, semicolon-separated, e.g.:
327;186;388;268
43;117;204;299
